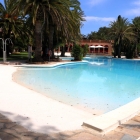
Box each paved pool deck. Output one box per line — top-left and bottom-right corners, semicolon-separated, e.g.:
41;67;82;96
0;112;140;140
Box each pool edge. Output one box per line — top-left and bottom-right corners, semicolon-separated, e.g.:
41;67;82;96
13;60;140;134
14;60;88;68
83;96;140;134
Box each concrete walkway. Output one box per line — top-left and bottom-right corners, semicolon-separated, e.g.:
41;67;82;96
0;113;140;140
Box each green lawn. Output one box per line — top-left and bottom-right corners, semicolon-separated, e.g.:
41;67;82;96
0;52;30;61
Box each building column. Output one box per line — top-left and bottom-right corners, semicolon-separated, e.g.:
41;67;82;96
58;47;60;52
103;48;105;54
108;45;111;55
98;48;100;53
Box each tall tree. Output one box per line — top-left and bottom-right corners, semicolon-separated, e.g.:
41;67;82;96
19;0;80;61
86;27;110;40
0;0;29;56
132;16;140;58
109;15;134;58
48;0;85;58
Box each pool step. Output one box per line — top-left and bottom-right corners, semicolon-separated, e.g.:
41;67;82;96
83;97;140;134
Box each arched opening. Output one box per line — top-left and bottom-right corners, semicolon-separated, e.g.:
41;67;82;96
100;48;103;53
69;44;72;51
105;45;108;53
95;45;98;53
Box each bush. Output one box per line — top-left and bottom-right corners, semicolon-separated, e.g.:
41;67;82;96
83;44;89;57
71;44;83;61
126;44;136;59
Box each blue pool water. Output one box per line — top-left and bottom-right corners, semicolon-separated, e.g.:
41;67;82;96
14;57;140;113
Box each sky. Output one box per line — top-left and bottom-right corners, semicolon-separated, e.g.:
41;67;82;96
79;0;140;35
0;0;140;35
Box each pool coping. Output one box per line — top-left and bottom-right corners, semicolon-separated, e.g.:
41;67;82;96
83;97;140;134
13;60;140;134
14;60;89;68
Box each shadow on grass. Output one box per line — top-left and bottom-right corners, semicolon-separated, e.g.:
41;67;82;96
0;52;29;61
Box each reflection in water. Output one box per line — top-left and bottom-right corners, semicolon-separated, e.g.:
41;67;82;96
14;58;140;113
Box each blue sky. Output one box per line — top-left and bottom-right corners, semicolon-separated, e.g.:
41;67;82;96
79;0;140;35
0;0;140;35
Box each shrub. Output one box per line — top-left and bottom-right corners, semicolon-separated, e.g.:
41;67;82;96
83;44;89;57
71;44;83;61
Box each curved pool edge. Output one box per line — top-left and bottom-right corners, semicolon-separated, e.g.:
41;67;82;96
14;60;89;68
0;65;96;133
83;96;140;134
12;59;140;134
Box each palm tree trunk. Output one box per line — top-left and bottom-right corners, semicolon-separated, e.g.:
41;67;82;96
114;46;116;58
113;41;117;58
42;28;46;57
61;46;65;57
134;32;138;58
49;24;54;58
118;36;122;58
6;26;11;57
33;20;44;62
43;23;49;59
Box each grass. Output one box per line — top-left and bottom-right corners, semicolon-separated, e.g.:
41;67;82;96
0;52;30;61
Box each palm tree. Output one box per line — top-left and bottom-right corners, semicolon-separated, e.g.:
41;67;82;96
109;15;135;58
18;0;77;61
48;0;85;58
132;16;140;58
70;0;85;46
0;0;30;56
19;0;85;61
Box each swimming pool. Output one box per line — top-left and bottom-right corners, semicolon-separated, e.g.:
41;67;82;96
14;57;140;114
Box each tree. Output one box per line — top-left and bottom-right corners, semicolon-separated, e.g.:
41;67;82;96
49;0;85;58
86;27;110;40
0;0;31;56
20;0;48;62
83;44;89;57
109;15;135;58
132;16;140;58
0;0;26;56
48;0;85;58
70;1;85;46
19;0;84;61
87;31;98;40
97;27;110;40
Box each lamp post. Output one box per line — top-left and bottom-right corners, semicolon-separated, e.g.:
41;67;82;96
0;38;5;63
28;44;31;61
0;38;12;63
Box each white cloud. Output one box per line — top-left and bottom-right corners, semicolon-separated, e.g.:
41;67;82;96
126;8;140;16
85;16;116;22
125;0;140;16
133;0;140;5
88;0;106;6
